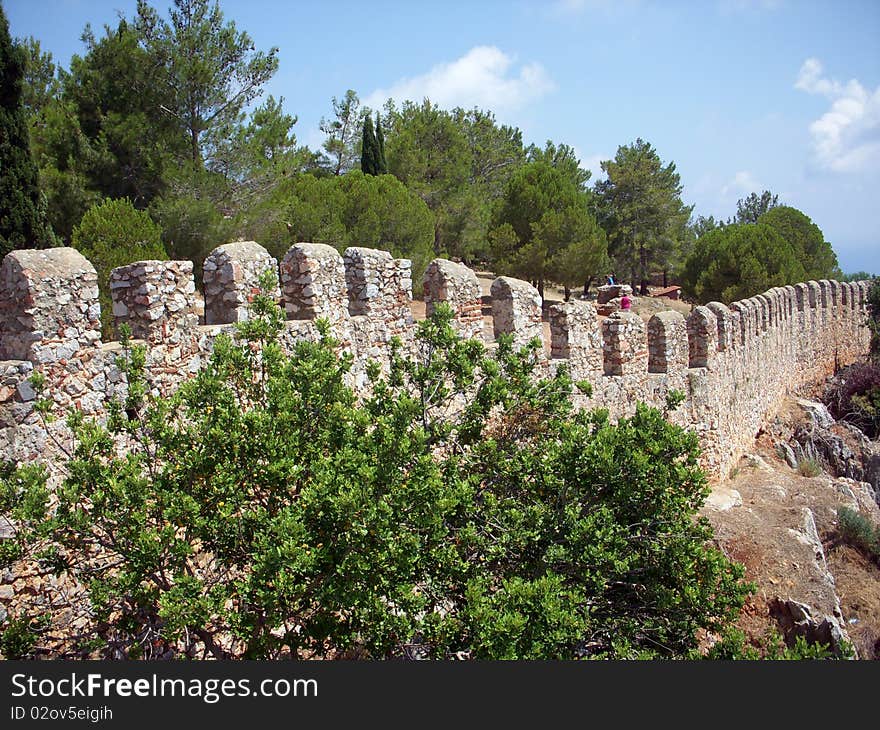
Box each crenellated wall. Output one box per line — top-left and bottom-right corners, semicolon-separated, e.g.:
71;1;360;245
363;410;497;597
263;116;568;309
0;242;872;479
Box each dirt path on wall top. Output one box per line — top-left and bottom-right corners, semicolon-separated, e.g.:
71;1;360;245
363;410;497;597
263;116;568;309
409;273;692;349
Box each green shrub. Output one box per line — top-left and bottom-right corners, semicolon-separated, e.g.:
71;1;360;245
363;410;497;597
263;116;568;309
681;222;806;304
149;192;234;280
797;459;823;477
280;171;435;294
4;278;751;659
703;627;846;660
825;360;880;438
837;506;880;560
0;614;48;659
72;198;167;338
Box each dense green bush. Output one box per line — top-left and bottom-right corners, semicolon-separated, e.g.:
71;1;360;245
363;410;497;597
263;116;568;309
681;222;806;304
758;206;840;281
71;197;167;338
147;165;235;279
2;276;750;659
279;171;435;294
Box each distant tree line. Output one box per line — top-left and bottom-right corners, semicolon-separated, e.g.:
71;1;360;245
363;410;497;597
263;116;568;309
0;0;845;305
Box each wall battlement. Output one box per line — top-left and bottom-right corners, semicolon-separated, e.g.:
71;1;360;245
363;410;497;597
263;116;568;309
0;242;872;479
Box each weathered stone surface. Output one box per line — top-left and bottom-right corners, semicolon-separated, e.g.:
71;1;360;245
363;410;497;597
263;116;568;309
0;515;14;540
281;243;348;324
549;300;601;372
647;310;688;374
203;241;279;325
704;486;743;512
110;260;198;345
602;310;647;376
706;301;735;352
796;398;835;429
597;284;632;305
0;248;100;363
336;247;414;355
0;244;872;485
422;259;483;340
687;306;718;368
490;276;542;349
769;597;853;658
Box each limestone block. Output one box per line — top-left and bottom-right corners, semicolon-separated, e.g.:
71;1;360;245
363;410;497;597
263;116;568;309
602;310;647;376
687;306;718;368
818;279;831;309
422;258;483;340
549;300;602;371
110;260;197;344
490;276;542;349
281;243;348;323
203;241;279;325
706;301;735;352
755;294;769;332
828;280;840;311
344;247;396;316
647;310;688;373
596;284;632;305
0;248;101;363
729;302;749;347
795;283;809;312
806;280;820;309
783;285;797;320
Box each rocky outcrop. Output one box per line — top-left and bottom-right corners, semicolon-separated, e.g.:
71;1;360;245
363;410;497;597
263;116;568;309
769;397;880;499
769;598;854;657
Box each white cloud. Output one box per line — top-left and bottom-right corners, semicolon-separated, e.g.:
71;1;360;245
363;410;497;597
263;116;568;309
303;126;324;153
363;46;554;115
580;152;608;181
795;57;880;173
721;170;761;197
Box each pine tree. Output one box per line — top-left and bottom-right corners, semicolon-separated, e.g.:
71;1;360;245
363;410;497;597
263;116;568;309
0;4;52;257
375;112;387;174
360;114;380;175
594;139;692;294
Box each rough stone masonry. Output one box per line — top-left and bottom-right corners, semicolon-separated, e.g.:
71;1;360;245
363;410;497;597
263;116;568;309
0;242;872;482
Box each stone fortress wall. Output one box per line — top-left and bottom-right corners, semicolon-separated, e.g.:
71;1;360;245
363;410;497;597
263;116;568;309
0;241;872;479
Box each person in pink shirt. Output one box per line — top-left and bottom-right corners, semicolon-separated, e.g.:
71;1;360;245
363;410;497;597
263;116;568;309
620;293;632;310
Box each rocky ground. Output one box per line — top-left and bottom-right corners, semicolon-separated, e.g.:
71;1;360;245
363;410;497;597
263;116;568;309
703;393;880;659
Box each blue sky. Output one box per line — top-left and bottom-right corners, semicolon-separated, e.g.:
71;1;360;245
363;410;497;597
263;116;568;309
5;0;879;273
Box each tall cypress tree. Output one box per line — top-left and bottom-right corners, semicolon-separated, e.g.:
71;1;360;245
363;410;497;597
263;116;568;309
375;112;387;174
360;114;380;175
0;4;51;257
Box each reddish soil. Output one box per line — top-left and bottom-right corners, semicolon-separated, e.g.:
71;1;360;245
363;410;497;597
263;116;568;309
703;403;880;659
